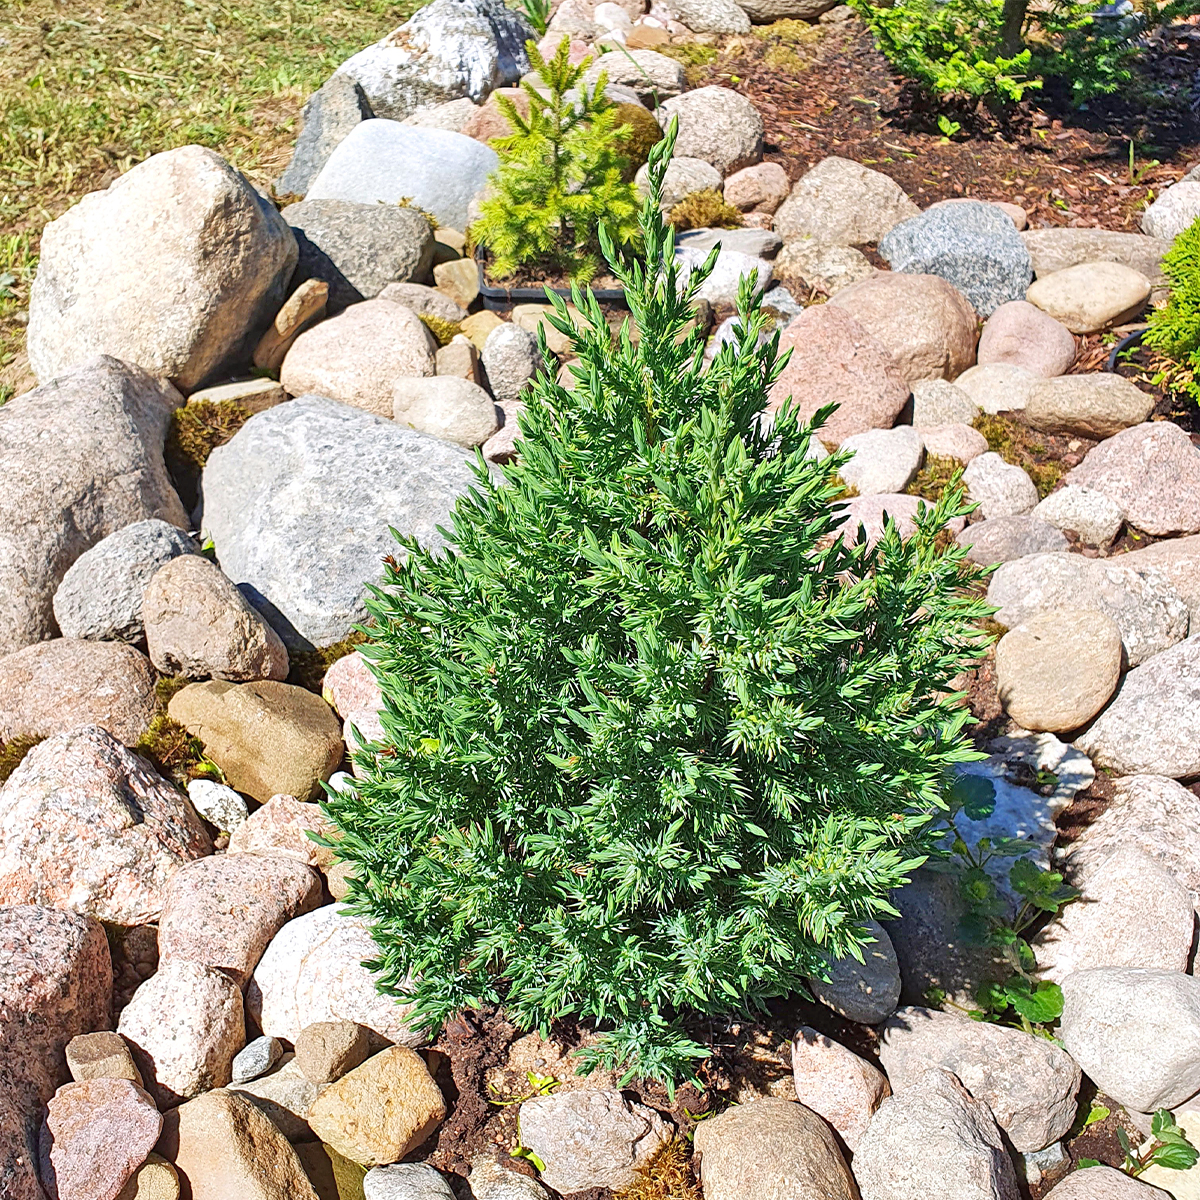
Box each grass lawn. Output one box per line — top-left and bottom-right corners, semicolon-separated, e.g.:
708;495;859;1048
0;0;419;399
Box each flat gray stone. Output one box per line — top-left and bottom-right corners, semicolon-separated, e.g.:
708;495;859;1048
306;119;499;232
878;1007;1080;1151
1076;634;1200;777
364;1162;456;1199
806;918;901;1025
201;395;480;649
284;199;435;313
333;0;534;121
52;519;198;643
880;200;1033;317
231;1036;284;1085
1022;227;1169;291
278;74;374;197
1060;967;1200;1112
676;226;782;259
987;551;1188;667
956;515;1069;564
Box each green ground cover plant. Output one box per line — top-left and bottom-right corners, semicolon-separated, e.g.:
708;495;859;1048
326;123;993;1087
471;39;641;282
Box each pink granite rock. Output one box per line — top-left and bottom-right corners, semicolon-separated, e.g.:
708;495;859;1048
321;651;383;719
226;794;337;870
0;726;212;926
977;300;1076;378
920;422;988;463
117;961;245;1108
158;854;323;988
791;1026;889;1150
39;1077;162;1200
724;162;790;214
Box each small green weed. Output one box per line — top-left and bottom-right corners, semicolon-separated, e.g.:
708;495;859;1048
1080;1108;1200;1178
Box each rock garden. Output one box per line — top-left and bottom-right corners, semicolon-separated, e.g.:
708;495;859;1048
8;0;1200;1197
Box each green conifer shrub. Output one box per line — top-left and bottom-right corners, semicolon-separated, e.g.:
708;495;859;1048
470;39;641;283
326;124;991;1088
1143;215;1200;403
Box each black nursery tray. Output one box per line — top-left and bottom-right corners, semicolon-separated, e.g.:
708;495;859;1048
475;258;627;312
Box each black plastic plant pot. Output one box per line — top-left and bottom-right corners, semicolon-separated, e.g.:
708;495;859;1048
475;256;627;312
1106;328;1145;372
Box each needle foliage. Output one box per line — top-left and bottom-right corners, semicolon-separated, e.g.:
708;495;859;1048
326;124;991;1088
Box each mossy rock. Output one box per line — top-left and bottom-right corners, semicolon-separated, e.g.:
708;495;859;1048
667;189;744;232
614;103;664;177
419;313;463;347
972;412;1066;499
165;399;252;513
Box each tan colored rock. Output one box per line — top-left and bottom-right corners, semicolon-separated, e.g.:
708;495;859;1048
767;304;909;443
921;422;988;463
1025;374;1154;440
693;1097;857;1200
791;1027;889;1150
254;278;330;373
828;272;978;385
295;1021;372;1086
326;859;355;901
775;156;918;247
186;377;288;413
158;853;322;987
117;960;245;1106
0;726;212;926
510;303;582;355
280;299;435;418
995;608;1123;732
435;335;480;382
1043;1165;1169;1199
227;793;338;868
160;1088;320;1200
143;555;289;682
115;1153;180;1200
724;162;790;214
40;1077;163;1200
773;239;875;296
392;376;500;447
168;680;343;803
461;310;504;350
434;258;481;309
0;639;158;746
307;1047;446;1167
1027;261;1151;334
228;1055;318;1141
66;1032;143;1088
321;651;382;719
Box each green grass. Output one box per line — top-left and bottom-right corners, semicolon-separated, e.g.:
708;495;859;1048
0;0;419;394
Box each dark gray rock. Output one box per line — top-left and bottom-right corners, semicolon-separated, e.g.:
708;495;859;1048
880;200;1033;317
0;357;189;656
284;199;435;313
201;395;481;649
277;74;374;198
956;515;1069;565
52;519;199;643
334;0;535;121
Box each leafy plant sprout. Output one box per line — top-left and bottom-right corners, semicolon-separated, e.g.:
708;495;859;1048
326;120;992;1091
1079;1108;1200;1178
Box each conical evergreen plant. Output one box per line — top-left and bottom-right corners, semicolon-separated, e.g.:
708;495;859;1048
326;123;991;1088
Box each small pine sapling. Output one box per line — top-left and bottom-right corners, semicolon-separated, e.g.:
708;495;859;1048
470;38;641;283
327;122;992;1089
1143;214;1200;403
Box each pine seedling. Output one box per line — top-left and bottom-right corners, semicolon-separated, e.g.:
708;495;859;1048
470;38;641;282
326;122;992;1089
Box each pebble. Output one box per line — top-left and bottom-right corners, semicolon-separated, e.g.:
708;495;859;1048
226;793;337;868
66;1032;143;1088
827;271;978;385
1141;179;1200;241
995;607;1122;731
363;1163;456;1199
956;514;1070;564
1026;261;1151;333
185;779;249;834
1024;373;1154;440
232;1037;285;1085
853;1069;1020;1200
117;960;245;1107
1060;967;1200;1112
791;1027;890;1149
920;422;988;463
962;452;1039;519
775;156;919;247
878;1006;1080;1152
692;1097;857;1200
952;362;1040;414
839;426;924;495
911;379;979;429
168;681;344;803
1076;634;1200;777
393;376;500;448
1032;484;1124;546
518;1088;672;1193
295;1021;371;1085
308;1047;446;1167
654;86;763;174
988;551;1187;666
976;299;1076;377
1035;846;1195;983
40;1077;163;1200
1066;421;1200;537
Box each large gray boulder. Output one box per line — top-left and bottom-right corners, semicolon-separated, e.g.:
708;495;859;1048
278;74;374;197
305;120;498;233
28;146;297;393
853;1068;1020;1200
878;1007;1080;1151
201;396;482;649
52;519;199;643
0;357;188;656
284;199;435;313
333;0;534;121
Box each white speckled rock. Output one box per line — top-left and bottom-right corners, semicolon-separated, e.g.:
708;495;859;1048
393;375;500;447
634;156;722;211
481;322;543;404
231;1036;284;1085
247;906;424;1046
839;426;924;495
911;379;978;429
953;362;1040;414
1141;180;1200;242
677;246;773;306
1032;485;1124;546
775;156;918;248
186;779;249;833
963;452;1038;519
117;960;245;1107
921;422;988;463
655;87;763;175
